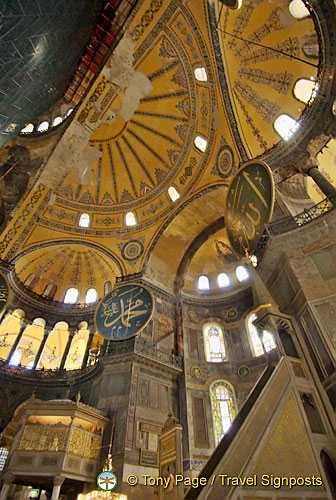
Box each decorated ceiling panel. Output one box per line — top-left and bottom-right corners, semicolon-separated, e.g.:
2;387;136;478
182;228;245;293
0;0;106;146
14;243;122;302
212;0;319;158
0;0;325;303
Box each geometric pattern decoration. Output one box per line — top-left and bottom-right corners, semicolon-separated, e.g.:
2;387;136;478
210;381;237;445
213;141;235;179
0;0;106;147
62;33;195;209
252;393;322;483
14;243;121;303
211;0;319;157
120;239;144;262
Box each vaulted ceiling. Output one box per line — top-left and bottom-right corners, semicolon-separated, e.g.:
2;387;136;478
0;0;106;146
0;0;323;302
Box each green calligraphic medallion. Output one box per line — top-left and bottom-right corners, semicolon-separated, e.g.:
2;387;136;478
0;272;9;313
94;283;154;340
225;160;275;257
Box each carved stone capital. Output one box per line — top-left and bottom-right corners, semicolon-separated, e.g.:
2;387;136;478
53;476;65;487
2;472;15;484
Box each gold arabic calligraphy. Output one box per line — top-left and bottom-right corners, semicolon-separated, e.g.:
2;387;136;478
227;167;272;255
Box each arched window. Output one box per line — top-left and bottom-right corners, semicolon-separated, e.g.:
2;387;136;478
236;265;249;282
168;186;180;202
85;288;97;304
302;40;319;59
78;213;90;228
289;0;310;19
293;78;317;104
194;136;207;152
104;281;112;295
217;273;230;288
20;123;34;134
203;323;226;362
52;116;63;127
247;312;276;357
274;114;299;141
24;273;38;288
198;275;210;290
42;283;57;299
194;67;207;82
125;211;136;226
210;381;237;445
64;288;79;304
9;349;23;366
37;121;49;132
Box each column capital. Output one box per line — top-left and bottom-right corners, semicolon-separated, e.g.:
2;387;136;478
53;475;65;487
296;154;319;175
2;472;15;484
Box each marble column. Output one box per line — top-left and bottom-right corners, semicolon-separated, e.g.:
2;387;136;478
7;320;26;363
60;330;75;370
0;483;10;500
32;331;49;369
51;476;65;500
306;166;336;201
82;331;94;368
0;473;14;500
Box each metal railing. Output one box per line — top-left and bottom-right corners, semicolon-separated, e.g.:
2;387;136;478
0;357;98;379
255;197;334;261
268;197;334;236
105;336;183;370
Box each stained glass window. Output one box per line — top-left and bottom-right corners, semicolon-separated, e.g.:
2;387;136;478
210;381;236;445
248;312;276;357
203;323;226;362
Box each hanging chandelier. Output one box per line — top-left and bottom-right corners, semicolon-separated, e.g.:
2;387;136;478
19;341;34;359
0;333;10;349
45;346;60;366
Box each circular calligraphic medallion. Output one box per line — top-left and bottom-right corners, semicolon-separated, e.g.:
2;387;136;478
95;283;154;341
121;239;144;261
0;272;9;313
216;146;235;178
225;160;275;258
238;365;250;378
191;366;202;379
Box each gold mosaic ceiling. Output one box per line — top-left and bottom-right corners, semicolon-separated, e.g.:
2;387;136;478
14;244;121;302
215;0;318;158
0;0;321;299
